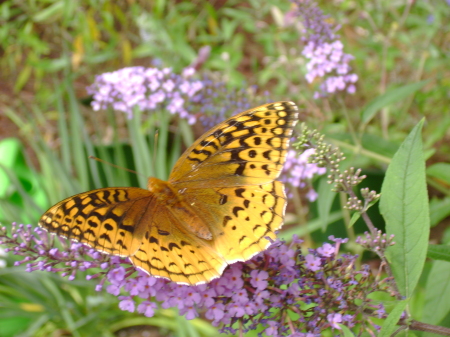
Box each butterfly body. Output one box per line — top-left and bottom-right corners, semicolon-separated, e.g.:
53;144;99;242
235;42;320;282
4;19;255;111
147;177;213;240
40;101;299;285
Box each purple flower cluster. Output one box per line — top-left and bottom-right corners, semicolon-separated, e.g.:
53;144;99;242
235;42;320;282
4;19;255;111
356;230;395;252
303;41;358;98
87;67;203;123
1;224;392;336
0;224;111;279
192;78;270;130
286;0;358;97
87;66;271;129
280;148;327;201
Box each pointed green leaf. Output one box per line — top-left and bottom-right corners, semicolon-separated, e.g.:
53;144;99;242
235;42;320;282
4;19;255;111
427;163;450;185
317;176;336;231
339;324;356;336
361;80;429;124
348;212;361;228
380;119;429;298
423;260;450;325
379;300;409;337
427;244;450;262
429;197;450;227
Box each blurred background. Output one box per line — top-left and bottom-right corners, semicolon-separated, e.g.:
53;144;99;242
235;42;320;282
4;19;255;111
0;0;449;336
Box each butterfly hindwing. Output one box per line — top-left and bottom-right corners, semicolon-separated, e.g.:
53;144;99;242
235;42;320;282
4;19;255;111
180;181;286;264
130;204;226;284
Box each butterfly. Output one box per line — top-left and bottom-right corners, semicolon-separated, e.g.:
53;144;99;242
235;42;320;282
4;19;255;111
39;101;299;285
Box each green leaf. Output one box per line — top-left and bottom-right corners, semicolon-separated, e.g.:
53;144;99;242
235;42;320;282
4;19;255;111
339;324;356;336
317;176;336;231
378;299;409;337
348;212;361;228
380;119;429;299
32;1;64;23
423;260;450;325
429;197;450;227
427;163;450;185
427;244;450;262
279;211;343;240
14;65;32;92
361;80;429;124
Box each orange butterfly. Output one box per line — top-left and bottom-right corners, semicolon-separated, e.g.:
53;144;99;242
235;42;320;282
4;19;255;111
39;101;299;285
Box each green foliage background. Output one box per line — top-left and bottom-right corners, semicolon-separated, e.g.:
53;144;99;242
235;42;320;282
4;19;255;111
0;0;449;336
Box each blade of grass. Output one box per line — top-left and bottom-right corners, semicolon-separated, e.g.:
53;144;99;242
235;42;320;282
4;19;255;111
169;126;182;171
106;109;130;186
0;164;43;219
35;136;79;199
155;109;169;179
66;79;101;189
127;107;153;187
178;118;195;148
41;276;80;337
55;81;72;174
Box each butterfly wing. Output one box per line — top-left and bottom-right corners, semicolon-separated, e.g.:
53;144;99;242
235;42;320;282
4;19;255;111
130;204;226;284
179;181;286;264
166;101;298;264
39;188;154;257
168;101;299;188
39;187;226;284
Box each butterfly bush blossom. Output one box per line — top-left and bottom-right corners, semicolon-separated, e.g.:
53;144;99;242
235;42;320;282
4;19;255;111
88;66;270;127
88;67;204;124
1;224;392;336
281;148;327;201
286;0;358;98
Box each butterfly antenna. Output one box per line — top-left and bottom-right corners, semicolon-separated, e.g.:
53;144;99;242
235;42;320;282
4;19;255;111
88;156;146;177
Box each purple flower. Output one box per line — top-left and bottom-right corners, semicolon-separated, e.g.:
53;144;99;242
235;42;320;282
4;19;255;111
375;304;386;318
106;283;122;296
280;148;326;200
255;289;270;305
179;305;199;320
124;277;147;296
118;296;135;312
317;243;335;257
250;270;269;291
327;313;343;329
184;289;202;306
228;303;246;317
108;266;126;283
205;303;225;321
198;287;217;307
305;254;322;271
137;301;158;317
248;303;261;317
232;289;249;304
286;0;358;97
328;236;349;244
265;321;280;336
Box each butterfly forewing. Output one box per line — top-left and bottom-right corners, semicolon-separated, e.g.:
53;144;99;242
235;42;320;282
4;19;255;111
39;188;152;256
169;101;299;188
